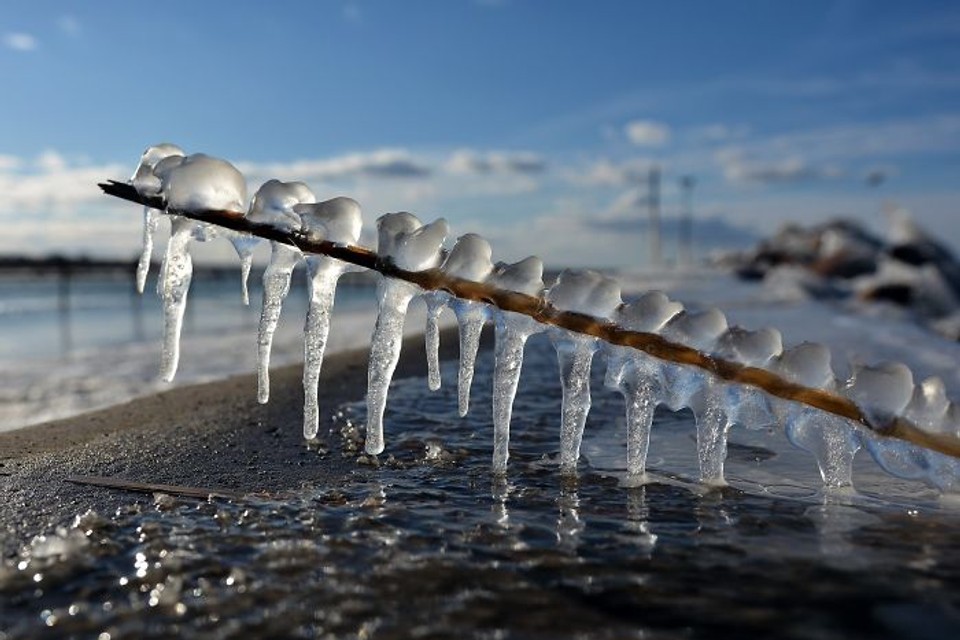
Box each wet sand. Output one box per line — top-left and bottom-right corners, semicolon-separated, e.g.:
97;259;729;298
0;328;463;554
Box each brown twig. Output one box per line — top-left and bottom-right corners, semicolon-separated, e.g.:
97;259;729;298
66;475;280;501
99;180;960;461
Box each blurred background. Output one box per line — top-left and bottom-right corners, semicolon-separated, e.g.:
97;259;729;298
1;0;959;427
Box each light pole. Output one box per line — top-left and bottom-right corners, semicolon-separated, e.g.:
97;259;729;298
679;175;695;266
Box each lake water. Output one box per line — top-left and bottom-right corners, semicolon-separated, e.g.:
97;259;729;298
0;269;380;430
1;336;958;638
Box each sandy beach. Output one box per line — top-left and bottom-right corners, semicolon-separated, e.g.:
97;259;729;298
0;327;463;555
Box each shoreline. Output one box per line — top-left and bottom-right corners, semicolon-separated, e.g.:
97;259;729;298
0;327;464;554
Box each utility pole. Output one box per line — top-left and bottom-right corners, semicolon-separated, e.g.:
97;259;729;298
648;165;661;266
679;175;695;265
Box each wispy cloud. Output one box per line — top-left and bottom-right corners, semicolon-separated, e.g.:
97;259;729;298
2;32;38;52
0;151;126;217
237;149;431;183
445;149;546;175
625;120;671;146
565;158;656;187
717;150;845;186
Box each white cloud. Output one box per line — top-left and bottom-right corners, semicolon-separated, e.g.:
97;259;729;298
717;150;845;185
0;155;22;171
445;149;546;175
2;32;38;51
0;152;127;216
624;119;671;146
566;158;657;187
236;148;431;184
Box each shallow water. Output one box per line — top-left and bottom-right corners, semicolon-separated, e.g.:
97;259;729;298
2;337;959;639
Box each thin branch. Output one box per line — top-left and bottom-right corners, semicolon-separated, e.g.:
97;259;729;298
66;475;279;501
99;180;960;461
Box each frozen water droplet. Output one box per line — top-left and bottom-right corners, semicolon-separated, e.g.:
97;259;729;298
660;308;728;351
489;256;544;473
772;342;834;390
844;361;914;424
365;214;447;455
130;143;184;293
420;291;449;391
160;154;247;213
714;326;782;366
295;197;362;439
786;411;859;489
136;206;160;294
441;234;494;417
546;270;622;472
248;180;317;403
157;217;195;382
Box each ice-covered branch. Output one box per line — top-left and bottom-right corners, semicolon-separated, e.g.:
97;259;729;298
99;178;960;463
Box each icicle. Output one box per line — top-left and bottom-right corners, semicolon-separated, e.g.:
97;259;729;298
420;291;449;391
228;234;260;305
365;213;448;455
604;291;682;482
440;234;495;416
155;153;246;381
489;256;545;473
247;180;317;403
130;143;185;294
695;327;782;486
294;197;363;440
545;270;622;472
776;342;859;489
157;217;195;381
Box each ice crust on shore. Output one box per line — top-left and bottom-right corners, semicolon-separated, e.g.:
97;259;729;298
121;145;960;496
365;214;449;455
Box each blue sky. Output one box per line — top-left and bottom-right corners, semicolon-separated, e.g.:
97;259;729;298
1;0;958;266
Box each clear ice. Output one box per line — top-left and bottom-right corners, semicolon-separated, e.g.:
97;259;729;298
489;256;545;473
156;154;245;381
130;143;185;294
294;197;363;439
365;213;449;455
545;270;623;472
440;234;495;416
604;291;683;482
777;343;859;489
248;180;317;403
120;143;960;495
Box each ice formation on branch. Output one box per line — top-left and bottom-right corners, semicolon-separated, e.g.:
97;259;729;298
296;196;362;439
109;146;960;496
246;179;316;403
137;151;247;381
545;270;623;472
130;143;185;293
365;213;449;455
